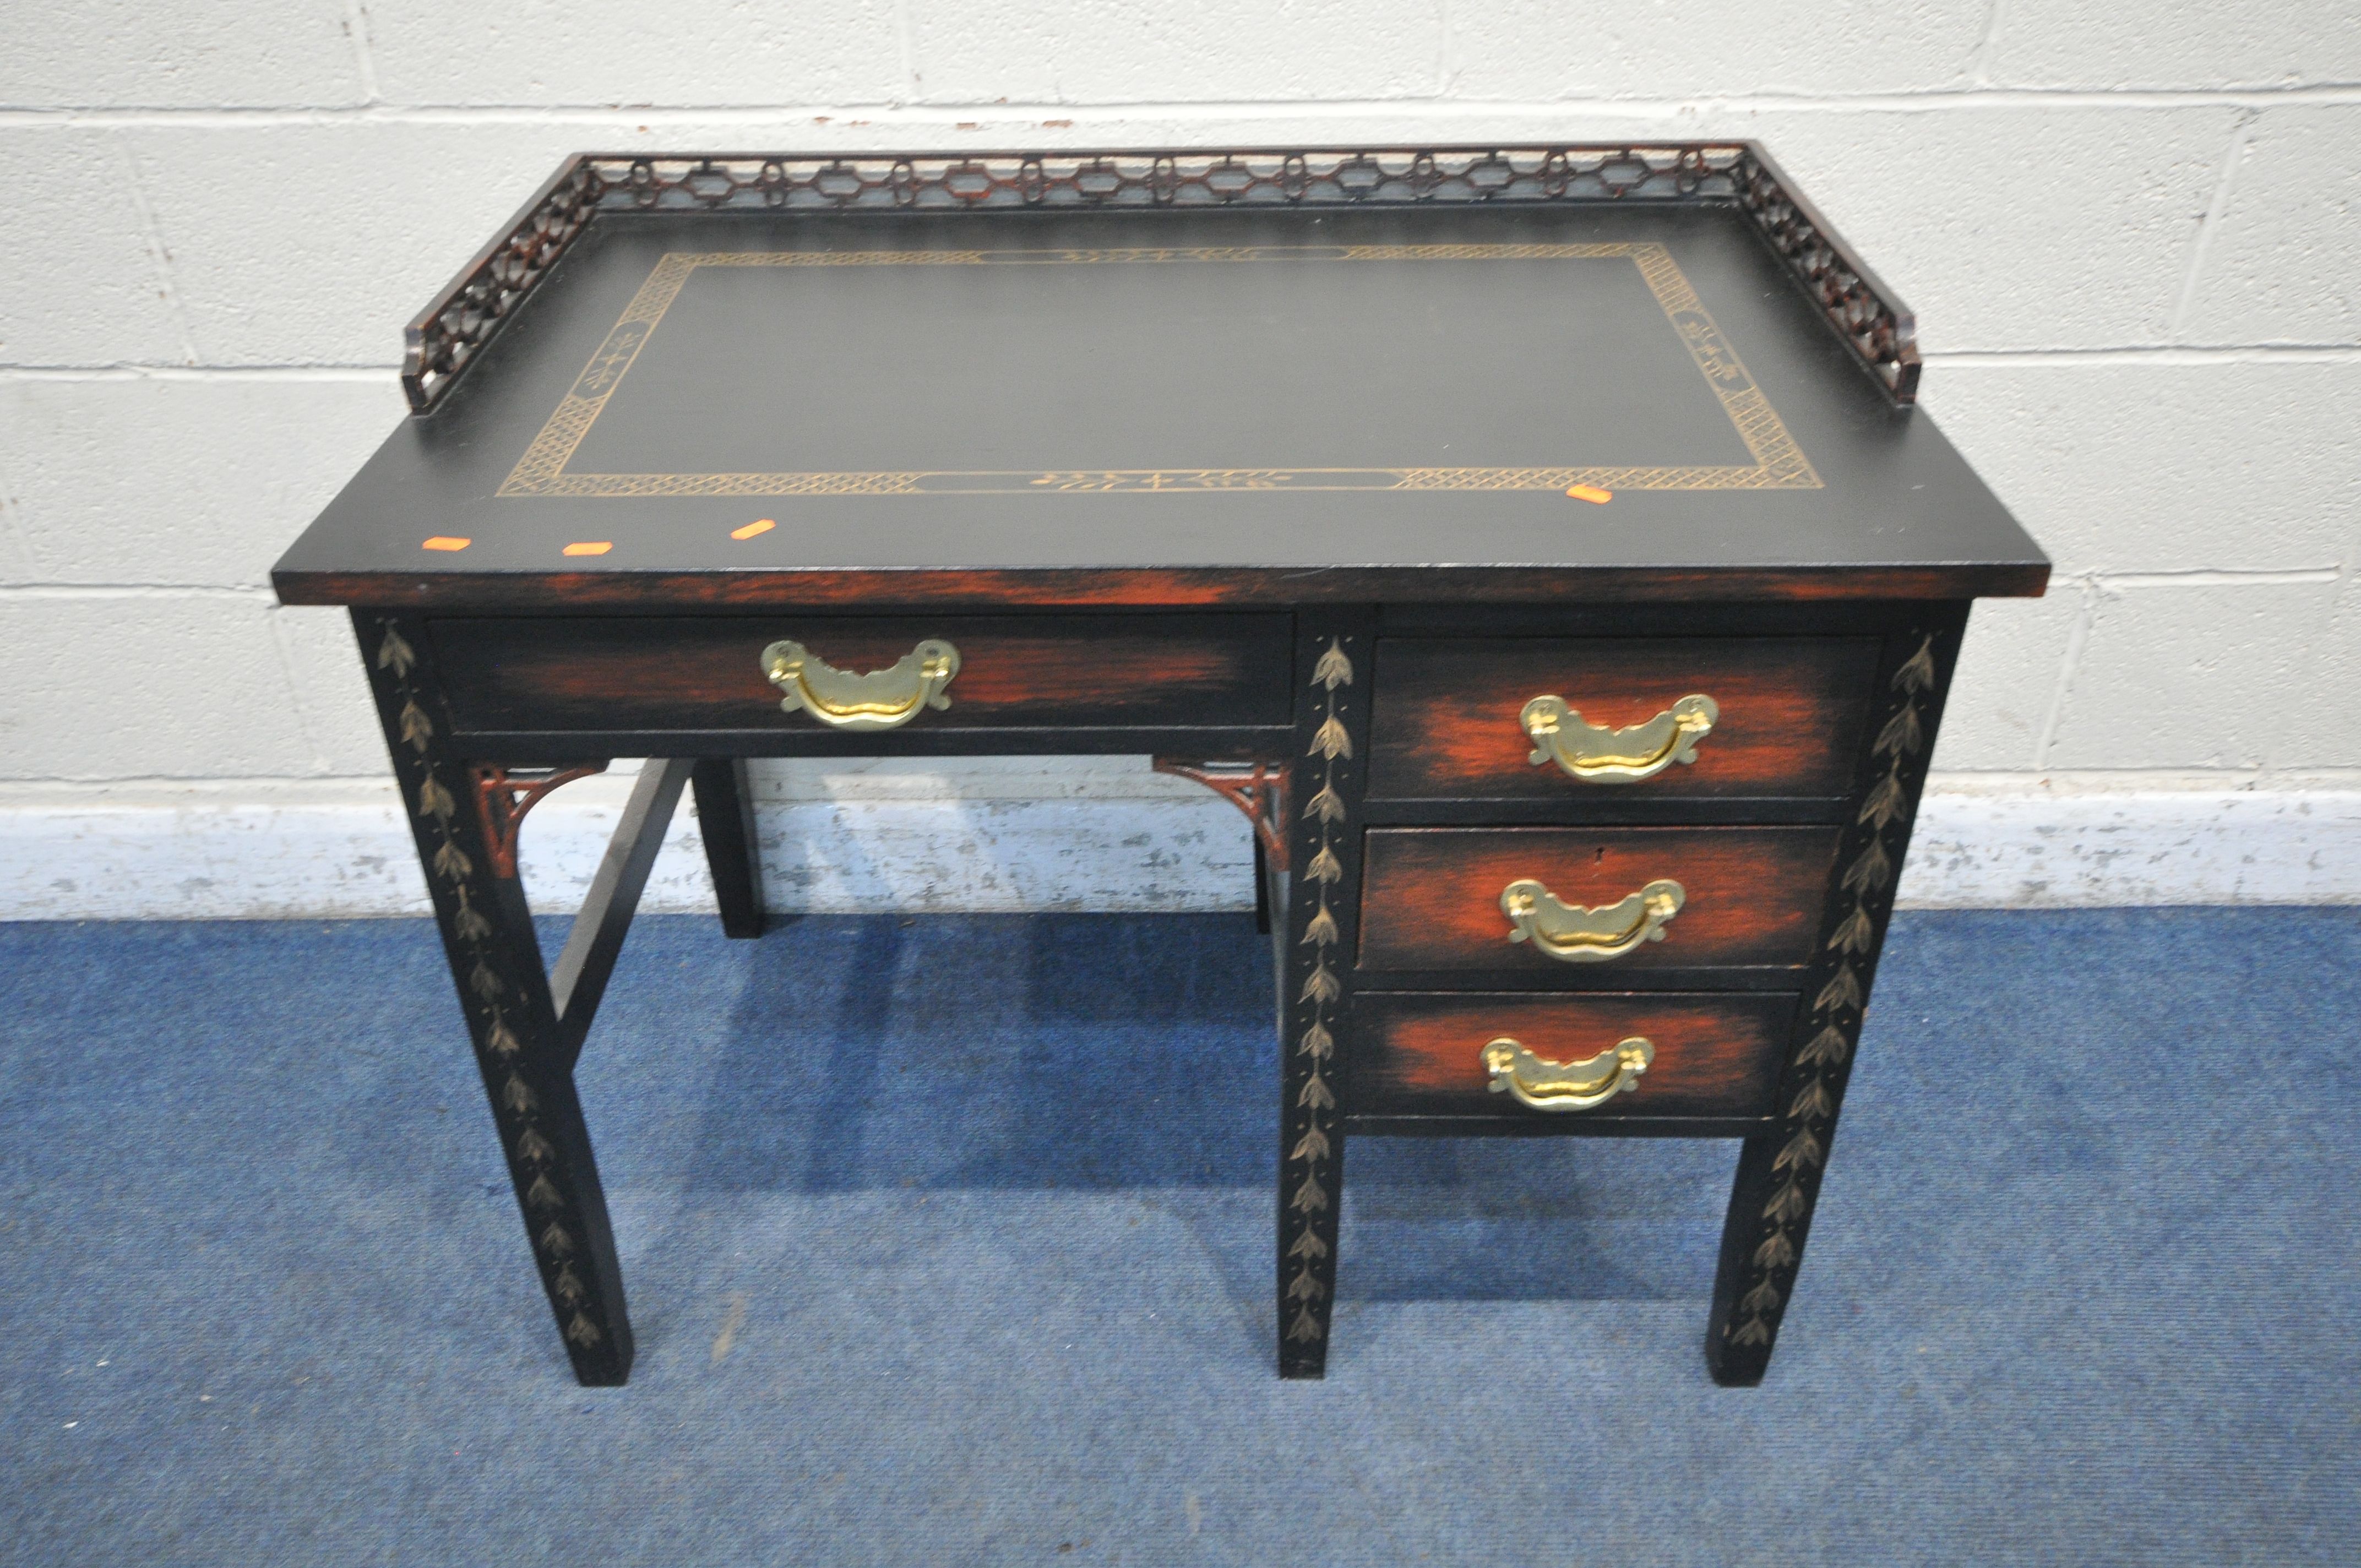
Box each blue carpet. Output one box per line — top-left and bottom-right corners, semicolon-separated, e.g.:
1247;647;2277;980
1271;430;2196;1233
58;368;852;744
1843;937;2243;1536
2;908;2357;1565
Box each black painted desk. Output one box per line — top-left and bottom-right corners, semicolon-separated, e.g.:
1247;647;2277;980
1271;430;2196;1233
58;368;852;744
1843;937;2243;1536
274;145;2047;1386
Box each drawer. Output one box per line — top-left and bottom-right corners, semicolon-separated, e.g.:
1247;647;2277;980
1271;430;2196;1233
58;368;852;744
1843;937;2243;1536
1367;637;1879;800
431;613;1293;734
1356;826;1838;974
1348;992;1796;1122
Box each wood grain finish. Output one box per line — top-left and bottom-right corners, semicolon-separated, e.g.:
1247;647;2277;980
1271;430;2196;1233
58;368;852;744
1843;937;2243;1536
282;563;2049;613
1356;826;1840;973
1350;992;1798;1120
431;613;1292;734
1368;636;1878;800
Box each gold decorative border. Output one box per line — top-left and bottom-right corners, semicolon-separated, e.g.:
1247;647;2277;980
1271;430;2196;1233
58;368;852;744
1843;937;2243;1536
499;243;1820;499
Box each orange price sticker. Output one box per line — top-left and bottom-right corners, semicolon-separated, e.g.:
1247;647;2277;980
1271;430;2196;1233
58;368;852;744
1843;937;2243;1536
731;518;777;541
562;541;613;557
1565;484;1613;504
421;536;471;552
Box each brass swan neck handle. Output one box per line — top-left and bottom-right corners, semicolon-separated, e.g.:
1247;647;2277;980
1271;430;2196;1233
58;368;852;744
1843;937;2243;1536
1500;876;1685;963
760;638;960;731
1521;693;1718;782
1483;1035;1655;1110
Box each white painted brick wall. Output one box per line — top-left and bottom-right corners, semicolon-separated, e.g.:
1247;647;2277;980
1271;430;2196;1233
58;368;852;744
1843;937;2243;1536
366;1;907;107
0;2;363;110
2182;107;2361;345
3;3;2358;912
1449;3;1994;100
0;131;190;364
1984;3;2361;92
0;375;405;584
1;595;324;778
1917;361;2361;576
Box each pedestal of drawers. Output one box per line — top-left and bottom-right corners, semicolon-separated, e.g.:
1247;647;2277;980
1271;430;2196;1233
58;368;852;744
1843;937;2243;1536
1319;601;1970;1383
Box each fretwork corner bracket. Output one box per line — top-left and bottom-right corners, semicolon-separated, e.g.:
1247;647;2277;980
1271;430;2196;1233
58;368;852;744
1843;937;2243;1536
471;763;611;880
1151;758;1292;872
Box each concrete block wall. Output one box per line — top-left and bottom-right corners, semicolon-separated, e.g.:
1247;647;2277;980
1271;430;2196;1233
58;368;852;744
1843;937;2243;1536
3;3;2357;917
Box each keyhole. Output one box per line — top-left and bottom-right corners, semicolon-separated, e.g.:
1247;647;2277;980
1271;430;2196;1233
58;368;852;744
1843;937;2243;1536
1594;847;1605;864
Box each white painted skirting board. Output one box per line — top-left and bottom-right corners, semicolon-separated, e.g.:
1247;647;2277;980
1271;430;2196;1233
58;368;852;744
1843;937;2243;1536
4;765;2357;919
1902;787;2361;907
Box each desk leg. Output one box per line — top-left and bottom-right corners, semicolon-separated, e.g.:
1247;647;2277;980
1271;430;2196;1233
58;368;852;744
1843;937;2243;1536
691;758;766;938
355;611;635;1386
1705;613;1960;1386
1252;832;1272;936
1277;615;1373;1379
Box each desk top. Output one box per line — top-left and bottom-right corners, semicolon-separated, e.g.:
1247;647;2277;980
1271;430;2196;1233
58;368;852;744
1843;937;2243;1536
273;147;2046;609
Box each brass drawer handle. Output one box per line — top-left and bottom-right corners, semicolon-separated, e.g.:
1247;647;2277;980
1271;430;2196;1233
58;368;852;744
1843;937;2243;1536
759;638;961;731
1500;876;1684;963
1483;1034;1655;1111
1521;693;1719;782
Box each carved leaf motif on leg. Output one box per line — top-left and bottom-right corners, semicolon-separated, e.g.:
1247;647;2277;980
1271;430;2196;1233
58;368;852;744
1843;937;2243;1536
1841;838;1892;895
1815;965;1863;1014
1892;635;1936;694
1859;769;1907;830
377;626;416;676
1827;906;1875;954
432;839;474;882
418;774;457;821
1774;1128;1823;1173
1795;1024;1852;1068
1874;703;1924;759
1283;632;1357;1358
453;887;493;942
399;700;434;751
1788;1079;1836;1121
1724;627;1946;1371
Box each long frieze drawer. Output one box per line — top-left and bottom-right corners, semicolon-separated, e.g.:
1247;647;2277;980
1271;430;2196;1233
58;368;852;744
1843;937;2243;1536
1356;826;1840;973
431;613;1293;733
1348;992;1797;1121
1367;638;1879;799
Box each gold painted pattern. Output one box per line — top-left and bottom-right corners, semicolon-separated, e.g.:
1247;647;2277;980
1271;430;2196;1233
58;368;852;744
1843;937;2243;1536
1721;633;1940;1357
1285;635;1355;1348
500;243;1820;499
